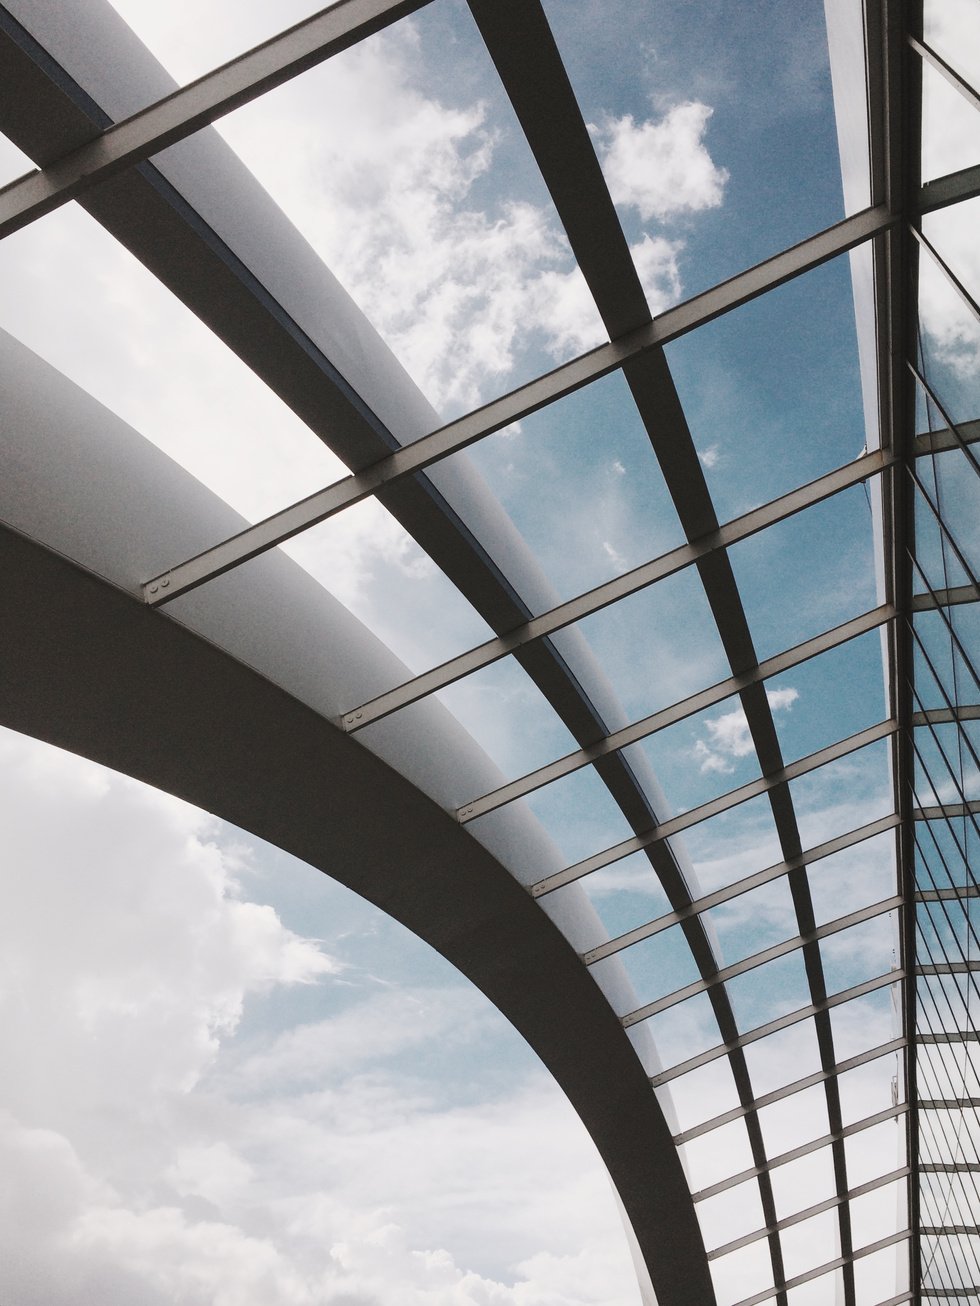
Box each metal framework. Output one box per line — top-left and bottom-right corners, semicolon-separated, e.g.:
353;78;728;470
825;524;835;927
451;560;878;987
0;0;977;1301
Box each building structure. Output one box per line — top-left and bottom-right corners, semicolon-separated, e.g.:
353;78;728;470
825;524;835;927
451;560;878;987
0;0;978;1301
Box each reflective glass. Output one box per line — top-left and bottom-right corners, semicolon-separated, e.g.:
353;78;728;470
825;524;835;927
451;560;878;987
710;1242;774;1306
820;913;898;998
697;1181;766;1255
921;54;980;184
916;239;980;429
667;256;867;522
503;764;637;868
675;792;783;896
756;1084;830;1159
641;990;722;1074
659;1055;744;1137
837;1054;901;1129
853;1243;908;1305
572;850;673;942
769;1146;837;1221
845;1118;906;1189
638;695;764;816
681;1117;756;1194
613;923;702;1014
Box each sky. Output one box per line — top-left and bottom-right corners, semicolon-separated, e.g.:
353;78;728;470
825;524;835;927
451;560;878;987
1;0;978;1302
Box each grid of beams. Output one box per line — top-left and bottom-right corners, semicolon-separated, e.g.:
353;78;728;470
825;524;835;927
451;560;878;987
1;0;976;1301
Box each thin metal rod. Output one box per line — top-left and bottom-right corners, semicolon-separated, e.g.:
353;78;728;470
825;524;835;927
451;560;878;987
0;0;432;241
584;813;900;966
909;34;980;115
458;608;894;822
530;719;898;897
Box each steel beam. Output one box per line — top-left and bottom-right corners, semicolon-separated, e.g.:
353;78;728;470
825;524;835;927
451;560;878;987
458;609;894;822
530;719;898;897
730;1231;910;1306
0;0;431;239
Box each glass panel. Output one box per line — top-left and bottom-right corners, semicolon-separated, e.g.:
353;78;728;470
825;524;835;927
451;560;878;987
206;0;604;422
0;204;343;528
845;1119;906;1188
572;850;674;941
821;913;897;998
675;792;783;896
836;1052;902;1128
756;1084;830;1159
667;256;867;523
726;951;812;1034
766;628;887;765
916;238;980;428
832;988;898;1064
741;1019;823;1099
921;52;980;183
697;1182;766;1255
787;1269;844;1305
613;923;702;1013
658;1056;744;1136
769;1146;837;1221
779;1208;840;1283
923;195;980;311
434;657;579;778
107;0;326;84
457;369;685;602
571;566;730;723
924;0;980;93
640;990;722;1073
709;1239;774;1306
503;764;636;867
790;738;894;852
680;1117;755;1193
853;1243;908;1305
702;875;798;968
638;695;764;816
808;831;897;930
727;481;879;664
543;0;847;294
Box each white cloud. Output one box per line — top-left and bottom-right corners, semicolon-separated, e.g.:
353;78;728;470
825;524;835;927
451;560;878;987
0;727;643;1305
698;445;720;470
693;688;798;774
592;103;729;223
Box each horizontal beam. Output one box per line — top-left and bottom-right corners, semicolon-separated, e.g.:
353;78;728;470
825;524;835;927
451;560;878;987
584;812;901;966
917;886;980;901
708;1166;909;1261
912;418;980;455
915;801;980;821
646;969;904;1083
147;417;977;611
917;961;980;975
459;605;894;823
911;584;980;611
921;1162;980;1173
142;216;897;611
0;0;431;241
731;1230;910;1306
912;706;980;726
531;718;898;897
622;895;902;1024
674;1038;907;1144
691;1102;908;1201
345;469;893;739
917;1030;980;1045
919;163;980;213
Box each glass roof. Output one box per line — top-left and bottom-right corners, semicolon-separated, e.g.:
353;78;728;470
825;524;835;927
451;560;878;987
0;0;977;1301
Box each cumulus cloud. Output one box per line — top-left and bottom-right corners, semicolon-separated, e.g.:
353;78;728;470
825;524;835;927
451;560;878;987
0;728;644;1305
694;687;799;774
592;102;729;223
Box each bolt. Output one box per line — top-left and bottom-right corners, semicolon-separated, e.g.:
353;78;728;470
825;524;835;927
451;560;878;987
161;578;170;588
149;584;158;594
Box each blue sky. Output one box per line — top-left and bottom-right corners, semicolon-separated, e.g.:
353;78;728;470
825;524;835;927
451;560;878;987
3;0;976;1301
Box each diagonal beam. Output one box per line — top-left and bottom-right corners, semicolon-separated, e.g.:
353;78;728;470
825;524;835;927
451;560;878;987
0;0;431;240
